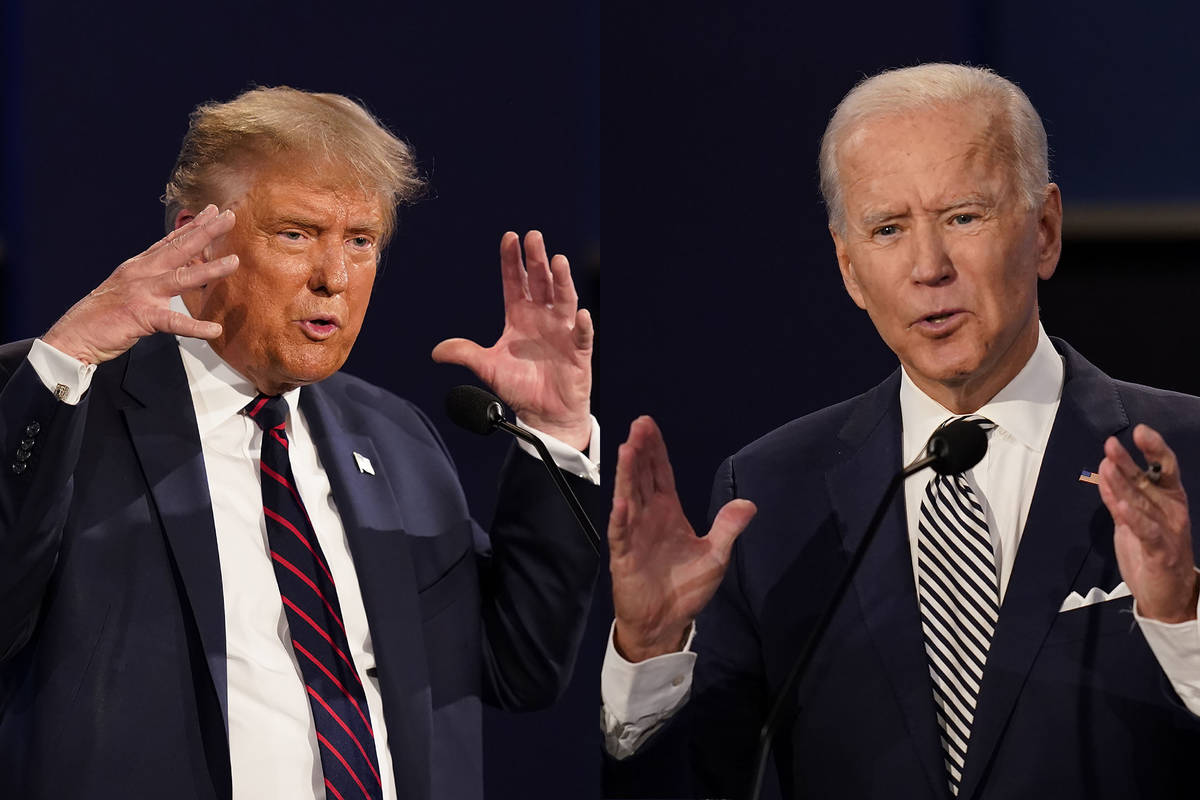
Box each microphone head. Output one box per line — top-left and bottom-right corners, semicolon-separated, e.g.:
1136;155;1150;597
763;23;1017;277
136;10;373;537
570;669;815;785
927;417;989;475
445;385;505;436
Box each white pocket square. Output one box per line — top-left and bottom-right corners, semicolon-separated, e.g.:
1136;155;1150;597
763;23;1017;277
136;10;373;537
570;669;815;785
1058;582;1131;612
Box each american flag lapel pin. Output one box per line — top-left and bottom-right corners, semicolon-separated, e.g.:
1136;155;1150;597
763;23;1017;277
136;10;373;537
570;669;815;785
1078;468;1100;485
353;451;375;475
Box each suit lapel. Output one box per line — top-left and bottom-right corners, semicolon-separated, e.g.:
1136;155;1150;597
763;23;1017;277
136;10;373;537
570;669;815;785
825;373;951;800
301;385;432;800
956;341;1129;800
120;334;230;725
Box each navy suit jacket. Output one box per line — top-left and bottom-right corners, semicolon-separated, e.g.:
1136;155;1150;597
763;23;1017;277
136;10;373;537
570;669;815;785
0;333;599;800
606;339;1200;800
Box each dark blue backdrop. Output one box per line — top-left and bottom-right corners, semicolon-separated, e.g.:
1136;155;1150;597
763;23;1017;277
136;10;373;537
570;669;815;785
4;1;1199;798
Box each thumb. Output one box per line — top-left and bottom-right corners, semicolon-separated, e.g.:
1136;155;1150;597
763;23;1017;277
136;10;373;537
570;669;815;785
707;499;757;558
432;337;487;371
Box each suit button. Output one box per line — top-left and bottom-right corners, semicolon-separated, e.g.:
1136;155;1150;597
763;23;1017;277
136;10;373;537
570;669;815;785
11;462;26;475
18;440;33;451
13;450;30;462
24;422;40;437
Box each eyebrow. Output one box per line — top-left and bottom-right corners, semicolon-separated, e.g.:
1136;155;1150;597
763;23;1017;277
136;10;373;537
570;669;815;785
858;194;996;228
263;214;383;236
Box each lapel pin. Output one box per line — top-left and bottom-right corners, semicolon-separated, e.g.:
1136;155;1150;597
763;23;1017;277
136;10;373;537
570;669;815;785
1078;469;1100;485
353;451;375;475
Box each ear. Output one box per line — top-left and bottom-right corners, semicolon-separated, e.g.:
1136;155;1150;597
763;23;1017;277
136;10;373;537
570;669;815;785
174;208;196;231
172;208;213;314
1035;183;1063;281
174;208;215;264
831;226;867;310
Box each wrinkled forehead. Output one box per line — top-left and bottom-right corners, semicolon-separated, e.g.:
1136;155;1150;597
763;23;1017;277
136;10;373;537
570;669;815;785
836;105;1016;203
206;148;390;224
841;102;1003;164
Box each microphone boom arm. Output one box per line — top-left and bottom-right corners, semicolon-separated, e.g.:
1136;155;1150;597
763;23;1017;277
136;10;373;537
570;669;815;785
490;410;603;556
748;452;938;800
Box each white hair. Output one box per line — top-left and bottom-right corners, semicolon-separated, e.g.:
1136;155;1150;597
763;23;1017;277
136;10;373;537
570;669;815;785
818;63;1049;233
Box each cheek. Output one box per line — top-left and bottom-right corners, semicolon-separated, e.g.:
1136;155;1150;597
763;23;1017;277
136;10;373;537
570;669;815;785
347;272;377;325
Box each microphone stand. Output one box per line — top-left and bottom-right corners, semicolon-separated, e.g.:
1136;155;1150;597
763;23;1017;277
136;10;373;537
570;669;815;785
747;452;938;800
485;403;603;556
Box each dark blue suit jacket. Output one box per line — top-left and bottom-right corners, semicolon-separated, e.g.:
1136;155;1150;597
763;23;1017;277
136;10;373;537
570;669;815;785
0;332;599;800
606;339;1200;800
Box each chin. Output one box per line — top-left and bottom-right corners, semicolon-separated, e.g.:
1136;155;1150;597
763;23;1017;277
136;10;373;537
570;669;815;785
910;351;985;388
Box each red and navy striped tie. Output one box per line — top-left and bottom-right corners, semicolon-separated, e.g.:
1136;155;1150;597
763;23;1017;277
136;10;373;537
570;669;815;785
246;394;384;800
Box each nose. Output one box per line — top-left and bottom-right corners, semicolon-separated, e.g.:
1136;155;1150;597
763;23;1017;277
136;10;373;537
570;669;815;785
909;222;954;286
309;239;349;295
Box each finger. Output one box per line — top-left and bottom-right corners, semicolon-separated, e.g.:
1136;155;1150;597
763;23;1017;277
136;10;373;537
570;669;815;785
431;338;488;373
523;230;554;307
151;254;239;297
573;308;594;352
1103;436;1144;481
1099;457;1169;531
628;418;658;509
499;231;530;306
549;253;578;310
607;494;632;558
1132;423;1182;487
626;415;674;494
142;307;223;340
148;204;221;255
707;499;757;559
1114;497;1170;547
150;208;237;268
613;432;649;526
638;416;677;496
155;204;217;253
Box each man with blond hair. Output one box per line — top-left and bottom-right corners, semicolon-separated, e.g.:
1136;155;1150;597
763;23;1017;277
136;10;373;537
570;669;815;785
602;64;1200;799
0;87;600;800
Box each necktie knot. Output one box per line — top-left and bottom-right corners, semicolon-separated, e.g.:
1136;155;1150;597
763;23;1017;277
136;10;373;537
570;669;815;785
245;394;288;432
939;414;996;434
932;415;995;476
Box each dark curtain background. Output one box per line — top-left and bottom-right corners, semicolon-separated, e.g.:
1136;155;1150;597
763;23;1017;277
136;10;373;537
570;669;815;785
3;1;1197;798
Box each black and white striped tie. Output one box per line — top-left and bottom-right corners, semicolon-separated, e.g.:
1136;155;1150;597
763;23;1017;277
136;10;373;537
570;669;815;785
916;416;998;796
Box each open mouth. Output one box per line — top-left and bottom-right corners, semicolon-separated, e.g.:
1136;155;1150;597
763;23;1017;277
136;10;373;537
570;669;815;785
299;318;339;339
913;310;964;332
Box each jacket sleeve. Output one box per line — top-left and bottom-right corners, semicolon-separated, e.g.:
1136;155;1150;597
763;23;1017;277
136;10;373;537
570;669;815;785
476;446;603;710
402;399;603;711
0;351;89;661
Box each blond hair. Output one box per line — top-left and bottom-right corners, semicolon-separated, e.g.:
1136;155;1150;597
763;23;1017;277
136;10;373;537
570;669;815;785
163;86;424;242
818;63;1049;233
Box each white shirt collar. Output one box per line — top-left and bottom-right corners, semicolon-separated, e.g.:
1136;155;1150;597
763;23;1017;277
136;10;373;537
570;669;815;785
899;323;1065;463
170;295;302;436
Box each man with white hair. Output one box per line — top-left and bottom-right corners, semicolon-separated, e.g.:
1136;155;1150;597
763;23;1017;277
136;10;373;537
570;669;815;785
601;63;1200;799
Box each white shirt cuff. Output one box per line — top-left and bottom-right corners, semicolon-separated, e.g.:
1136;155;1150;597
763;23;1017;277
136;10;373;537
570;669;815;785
28;338;96;405
514;415;601;485
600;621;696;759
1133;578;1200;716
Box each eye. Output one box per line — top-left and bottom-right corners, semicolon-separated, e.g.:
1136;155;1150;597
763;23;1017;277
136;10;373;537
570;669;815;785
279;230;306;241
951;213;977;225
875;224;899;237
348;235;374;250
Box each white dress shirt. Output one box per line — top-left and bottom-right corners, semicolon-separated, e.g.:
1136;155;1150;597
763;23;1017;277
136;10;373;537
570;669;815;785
26;327;600;799
600;325;1200;758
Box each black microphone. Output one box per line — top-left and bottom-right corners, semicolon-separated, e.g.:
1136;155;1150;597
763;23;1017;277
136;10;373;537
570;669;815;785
903;416;990;477
445;384;506;436
748;416;989;800
444;385;602;555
